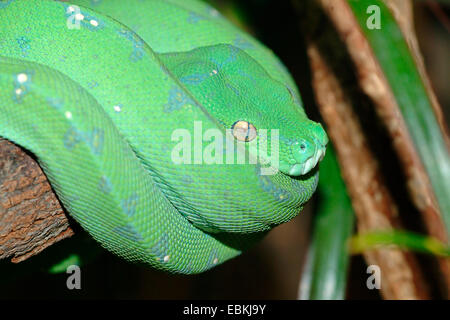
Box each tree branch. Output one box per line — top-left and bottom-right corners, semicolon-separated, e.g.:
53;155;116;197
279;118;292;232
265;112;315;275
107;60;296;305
0;139;73;263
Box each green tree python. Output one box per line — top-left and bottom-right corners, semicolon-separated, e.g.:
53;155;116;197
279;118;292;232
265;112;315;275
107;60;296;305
0;0;328;274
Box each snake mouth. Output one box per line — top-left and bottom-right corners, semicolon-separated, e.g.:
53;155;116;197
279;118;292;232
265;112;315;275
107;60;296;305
279;145;326;177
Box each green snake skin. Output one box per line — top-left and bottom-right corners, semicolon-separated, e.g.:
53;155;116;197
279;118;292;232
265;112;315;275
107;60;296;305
0;0;327;274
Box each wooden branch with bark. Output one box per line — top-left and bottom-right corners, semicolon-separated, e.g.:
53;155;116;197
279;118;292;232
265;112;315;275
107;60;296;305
0;139;73;263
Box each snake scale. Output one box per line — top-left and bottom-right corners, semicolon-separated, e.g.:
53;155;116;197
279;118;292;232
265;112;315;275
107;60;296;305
0;0;327;274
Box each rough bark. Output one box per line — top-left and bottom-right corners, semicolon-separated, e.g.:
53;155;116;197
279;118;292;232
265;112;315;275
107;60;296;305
0;139;74;263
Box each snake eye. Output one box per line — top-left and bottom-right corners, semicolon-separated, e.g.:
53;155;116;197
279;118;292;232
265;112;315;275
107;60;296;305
231;120;257;142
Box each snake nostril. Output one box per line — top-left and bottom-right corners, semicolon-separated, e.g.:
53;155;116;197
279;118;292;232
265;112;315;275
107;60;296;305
292;139;315;163
287;136;326;176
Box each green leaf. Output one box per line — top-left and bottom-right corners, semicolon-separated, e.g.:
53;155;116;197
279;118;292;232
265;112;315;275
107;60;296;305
299;147;355;300
350;230;450;257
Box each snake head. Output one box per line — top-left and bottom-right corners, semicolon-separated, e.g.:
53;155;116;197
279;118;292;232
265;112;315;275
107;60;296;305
160;44;328;176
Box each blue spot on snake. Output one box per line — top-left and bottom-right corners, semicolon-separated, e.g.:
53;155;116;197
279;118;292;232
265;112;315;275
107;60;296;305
63;126;104;155
0;0;14;9
163;85;194;113
86;127;104;155
63;127;82;150
117;29;145;62
16;36;31;57
88;81;99;89
114;224;143;242
81;13;104;32
121;193;139;217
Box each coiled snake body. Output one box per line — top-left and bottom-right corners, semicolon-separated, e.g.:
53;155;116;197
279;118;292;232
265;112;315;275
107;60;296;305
0;0;327;273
